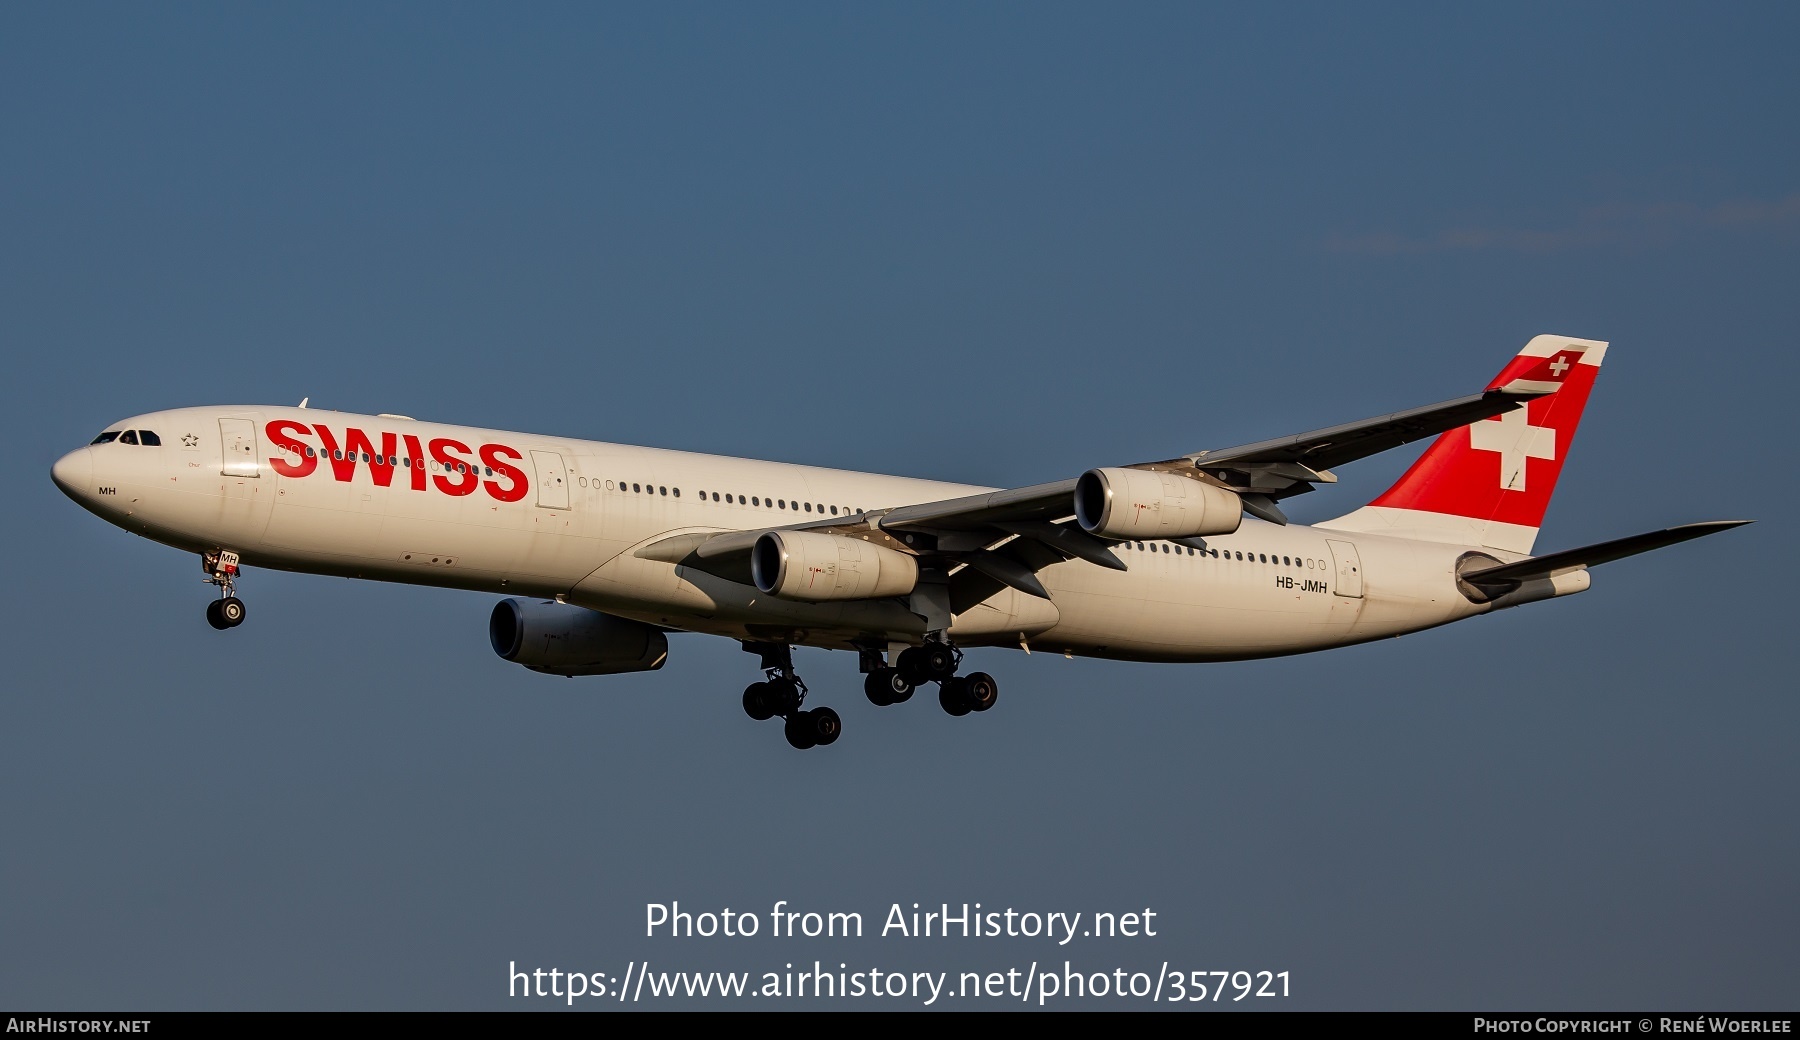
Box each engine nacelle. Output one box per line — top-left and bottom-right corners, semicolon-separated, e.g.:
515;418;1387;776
488;599;669;677
751;530;919;602
1074;467;1243;540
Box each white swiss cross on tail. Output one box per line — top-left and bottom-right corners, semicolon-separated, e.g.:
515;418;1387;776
1468;407;1556;491
1343;334;1609;555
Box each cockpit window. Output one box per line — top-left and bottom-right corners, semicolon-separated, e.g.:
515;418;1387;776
138;431;161;446
91;431;120;444
120;430;139;445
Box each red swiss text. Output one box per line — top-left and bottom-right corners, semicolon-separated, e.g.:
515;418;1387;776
265;420;529;503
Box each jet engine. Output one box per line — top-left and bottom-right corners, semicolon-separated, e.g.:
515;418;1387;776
488;599;669;677
1074;467;1243;540
751;530;919;602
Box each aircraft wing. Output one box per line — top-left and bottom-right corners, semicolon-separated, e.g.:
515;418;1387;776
638;382;1557;605
875;384;1553;531
1138;386;1553;523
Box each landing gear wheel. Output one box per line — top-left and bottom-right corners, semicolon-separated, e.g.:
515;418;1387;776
743;682;777;721
205;600;229;630
218;597;246;627
809;707;841;746
939;678;973;717
963;671;998;712
864;668;914;707
784;712;819;750
896;647;926;685
922;644;956;681
767;677;802;715
898;644;958;684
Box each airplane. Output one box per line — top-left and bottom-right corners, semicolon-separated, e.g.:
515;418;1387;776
50;334;1747;749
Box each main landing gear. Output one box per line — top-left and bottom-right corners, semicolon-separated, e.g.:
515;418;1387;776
863;641;999;717
741;639;1001;749
741;642;840;751
201;550;247;631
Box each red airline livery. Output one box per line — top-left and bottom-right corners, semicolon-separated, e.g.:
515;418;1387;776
265;421;532;502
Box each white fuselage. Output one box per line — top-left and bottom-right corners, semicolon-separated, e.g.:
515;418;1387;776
53;406;1531;663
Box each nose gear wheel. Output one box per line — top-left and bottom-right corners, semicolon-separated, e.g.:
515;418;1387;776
200;551;247;629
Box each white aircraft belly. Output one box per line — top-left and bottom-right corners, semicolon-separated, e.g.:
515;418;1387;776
1036;550;1350;661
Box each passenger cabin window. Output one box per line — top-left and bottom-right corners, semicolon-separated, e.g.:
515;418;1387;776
91;431;120;444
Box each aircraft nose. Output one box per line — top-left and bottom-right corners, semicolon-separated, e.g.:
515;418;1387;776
51;447;92;499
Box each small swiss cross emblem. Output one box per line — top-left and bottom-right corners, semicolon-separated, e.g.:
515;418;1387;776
1548;355;1570;377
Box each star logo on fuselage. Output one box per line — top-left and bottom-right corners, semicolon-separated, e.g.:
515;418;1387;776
181;433;198;447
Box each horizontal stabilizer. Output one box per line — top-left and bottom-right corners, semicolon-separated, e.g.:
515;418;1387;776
1460;520;1751;586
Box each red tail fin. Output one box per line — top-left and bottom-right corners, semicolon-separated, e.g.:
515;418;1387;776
1323;335;1607;554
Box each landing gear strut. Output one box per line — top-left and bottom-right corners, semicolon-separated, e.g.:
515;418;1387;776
741;642;840;750
202;550;247;630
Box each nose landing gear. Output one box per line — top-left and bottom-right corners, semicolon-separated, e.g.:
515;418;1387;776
202;550;247;630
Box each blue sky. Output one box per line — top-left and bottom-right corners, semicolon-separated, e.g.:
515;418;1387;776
3;4;1795;1009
